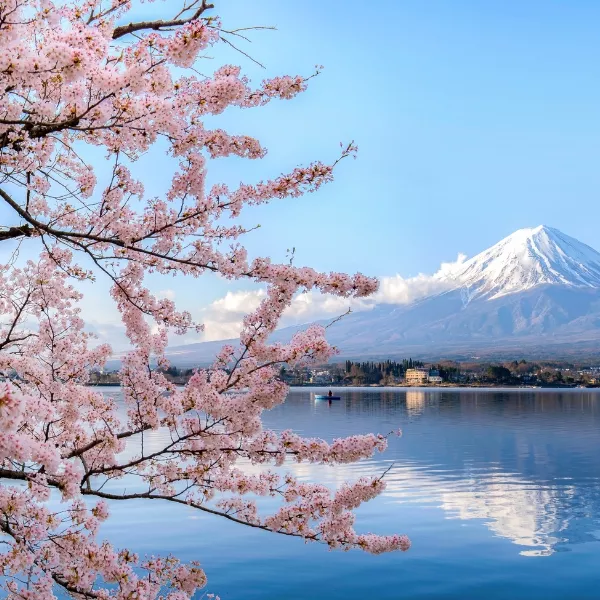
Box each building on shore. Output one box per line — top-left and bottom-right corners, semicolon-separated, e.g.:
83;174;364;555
405;367;429;385
428;369;443;384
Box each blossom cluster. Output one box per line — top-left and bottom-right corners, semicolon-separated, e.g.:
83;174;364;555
0;1;408;597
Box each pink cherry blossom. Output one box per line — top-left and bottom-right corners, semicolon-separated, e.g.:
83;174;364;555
0;1;408;597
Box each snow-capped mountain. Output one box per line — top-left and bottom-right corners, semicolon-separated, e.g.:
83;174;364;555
439;225;600;300
164;226;600;364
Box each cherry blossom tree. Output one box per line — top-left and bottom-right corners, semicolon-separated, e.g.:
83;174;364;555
0;1;409;597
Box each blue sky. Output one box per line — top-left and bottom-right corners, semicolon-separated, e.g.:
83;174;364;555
3;0;600;347
207;0;600;277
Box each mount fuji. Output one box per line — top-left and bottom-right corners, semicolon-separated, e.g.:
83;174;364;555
439;225;600;300
165;226;600;364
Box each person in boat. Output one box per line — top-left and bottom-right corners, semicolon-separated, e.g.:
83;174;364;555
328;390;333;398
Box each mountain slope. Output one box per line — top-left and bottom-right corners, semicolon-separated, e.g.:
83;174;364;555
314;285;600;357
164;226;600;364
442;225;600;300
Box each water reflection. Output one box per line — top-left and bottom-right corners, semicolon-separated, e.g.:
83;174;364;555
382;463;577;556
93;387;600;599
405;390;426;416
267;388;600;558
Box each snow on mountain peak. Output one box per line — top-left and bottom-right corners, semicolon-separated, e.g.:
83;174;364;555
441;225;600;300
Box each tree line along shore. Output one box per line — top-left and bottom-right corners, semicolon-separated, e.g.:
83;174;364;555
88;358;600;388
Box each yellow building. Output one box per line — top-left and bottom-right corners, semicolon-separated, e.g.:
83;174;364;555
405;368;429;385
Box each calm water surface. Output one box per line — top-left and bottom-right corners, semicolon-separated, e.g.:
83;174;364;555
97;387;600;599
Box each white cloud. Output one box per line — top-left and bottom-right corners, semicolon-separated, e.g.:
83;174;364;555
200;289;266;341
196;289;372;341
283;291;372;324
80;254;470;348
375;253;467;304
438;253;469;277
175;253;471;343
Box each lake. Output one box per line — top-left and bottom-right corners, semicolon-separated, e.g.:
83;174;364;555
96;387;600;599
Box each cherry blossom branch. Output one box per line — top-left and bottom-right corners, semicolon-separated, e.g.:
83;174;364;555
112;0;214;39
0;2;402;597
81;488;317;541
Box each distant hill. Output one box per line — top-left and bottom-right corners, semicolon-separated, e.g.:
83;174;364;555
162;225;600;365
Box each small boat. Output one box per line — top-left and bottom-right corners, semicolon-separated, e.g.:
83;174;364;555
314;394;341;400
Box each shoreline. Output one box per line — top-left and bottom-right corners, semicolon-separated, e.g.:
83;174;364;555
86;381;600;390
291;383;600;390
